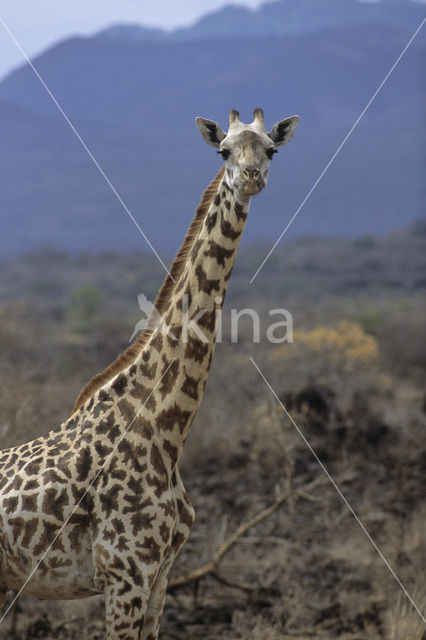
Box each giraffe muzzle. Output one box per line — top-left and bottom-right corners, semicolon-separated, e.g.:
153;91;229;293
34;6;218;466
242;167;260;181
241;167;264;194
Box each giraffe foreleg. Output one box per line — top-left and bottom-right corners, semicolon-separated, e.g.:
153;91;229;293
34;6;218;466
141;507;195;640
105;581;151;640
141;555;175;640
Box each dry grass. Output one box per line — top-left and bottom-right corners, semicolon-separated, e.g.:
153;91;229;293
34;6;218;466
384;588;426;640
1;250;425;639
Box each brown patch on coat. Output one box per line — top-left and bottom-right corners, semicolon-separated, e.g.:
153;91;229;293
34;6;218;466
158;359;179;399
197;308;216;333
157;404;192;435
234;201;247;221
163;439;179;466
75;448;93;483
220;211;240;240
181;373;199;401
195;264;220;295
42;488;68;521
204;240;235;267
184;334;210;364
111;373;128;396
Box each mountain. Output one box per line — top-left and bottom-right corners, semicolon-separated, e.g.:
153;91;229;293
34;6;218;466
0;11;424;257
2;22;423;127
94;0;426;41
95;24;166;43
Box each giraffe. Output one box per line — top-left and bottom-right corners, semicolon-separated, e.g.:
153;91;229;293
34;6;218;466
0;108;299;639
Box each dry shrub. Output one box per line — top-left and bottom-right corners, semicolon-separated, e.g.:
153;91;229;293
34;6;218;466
267;321;383;419
377;304;426;377
272;320;379;374
232;612;286;640
384;588;426;640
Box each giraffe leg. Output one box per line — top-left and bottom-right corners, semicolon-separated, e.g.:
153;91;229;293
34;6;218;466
105;582;151;640
141;556;174;640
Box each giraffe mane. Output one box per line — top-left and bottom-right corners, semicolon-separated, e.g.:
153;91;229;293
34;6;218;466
70;166;225;416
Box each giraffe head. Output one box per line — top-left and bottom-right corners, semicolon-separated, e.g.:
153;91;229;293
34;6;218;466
196;108;299;198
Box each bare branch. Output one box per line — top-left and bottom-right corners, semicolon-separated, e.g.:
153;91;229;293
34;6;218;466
168;476;327;592
168;489;291;590
210;572;255;593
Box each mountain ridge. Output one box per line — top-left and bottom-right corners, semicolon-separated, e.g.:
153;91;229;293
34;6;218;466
0;18;424;257
95;0;426;42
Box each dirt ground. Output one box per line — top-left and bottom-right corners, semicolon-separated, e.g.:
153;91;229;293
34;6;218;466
1;368;425;640
0;242;425;639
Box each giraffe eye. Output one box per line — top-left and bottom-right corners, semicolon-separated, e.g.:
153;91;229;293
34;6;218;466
217;149;231;160
266;148;278;160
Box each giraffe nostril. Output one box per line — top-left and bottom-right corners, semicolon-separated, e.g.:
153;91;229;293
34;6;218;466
243;167;260;181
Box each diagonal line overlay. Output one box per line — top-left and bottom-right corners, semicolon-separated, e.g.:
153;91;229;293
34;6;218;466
249;356;426;623
0;358;177;624
250;18;426;283
0;15;173;281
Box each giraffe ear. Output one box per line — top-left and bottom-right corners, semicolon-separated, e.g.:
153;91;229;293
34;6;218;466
268;115;299;147
195;117;226;148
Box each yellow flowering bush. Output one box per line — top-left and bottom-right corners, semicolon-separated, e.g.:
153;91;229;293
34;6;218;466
271;321;379;373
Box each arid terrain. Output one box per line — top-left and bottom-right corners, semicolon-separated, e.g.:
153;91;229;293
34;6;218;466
0;228;425;639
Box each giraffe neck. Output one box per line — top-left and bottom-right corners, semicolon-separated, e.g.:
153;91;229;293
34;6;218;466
111;174;250;466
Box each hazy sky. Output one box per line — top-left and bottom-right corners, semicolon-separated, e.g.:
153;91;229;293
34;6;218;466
0;0;266;79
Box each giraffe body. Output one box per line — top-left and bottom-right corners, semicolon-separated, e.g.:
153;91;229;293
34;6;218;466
0;109;298;639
